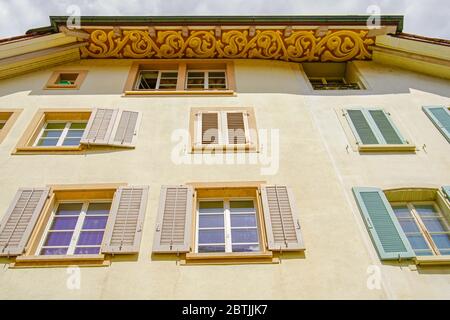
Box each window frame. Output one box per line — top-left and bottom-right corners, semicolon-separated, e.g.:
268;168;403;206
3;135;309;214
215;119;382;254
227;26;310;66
44;70;88;90
392;200;450;256
36;200;111;256
0;109;22;144
134;70;179;90
186;69;228;90
195;197;261;254
33;120;87;148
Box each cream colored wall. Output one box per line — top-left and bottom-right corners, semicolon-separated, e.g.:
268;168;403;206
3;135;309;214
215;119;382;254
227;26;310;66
0;58;449;299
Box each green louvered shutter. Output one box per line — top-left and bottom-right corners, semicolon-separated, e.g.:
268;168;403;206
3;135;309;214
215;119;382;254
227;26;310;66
368;110;404;144
442;186;450;200
352;187;415;260
423;106;450;143
346;109;378;144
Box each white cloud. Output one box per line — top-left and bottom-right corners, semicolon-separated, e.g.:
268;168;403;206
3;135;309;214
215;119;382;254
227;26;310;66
0;0;448;39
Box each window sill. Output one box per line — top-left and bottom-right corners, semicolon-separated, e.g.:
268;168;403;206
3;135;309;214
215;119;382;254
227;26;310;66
358;144;416;153
13;145;85;155
11;254;109;268
183;251;277;265
414;256;450;266
44;85;79;90
124;90;236;96
191;144;258;153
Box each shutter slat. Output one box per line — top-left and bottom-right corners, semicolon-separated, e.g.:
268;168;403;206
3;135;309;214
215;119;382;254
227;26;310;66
0;188;49;256
152;185;193;253
109;110;141;148
346;109;378;144
423;106;450;143
368;110;404;144
201;113;219;144
101;186;148;254
261;185;304;251
227;112;247;144
352;187;415;260
80;108;118;145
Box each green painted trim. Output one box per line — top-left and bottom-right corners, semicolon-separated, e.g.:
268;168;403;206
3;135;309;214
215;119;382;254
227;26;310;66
423;106;450;143
26;15;404;34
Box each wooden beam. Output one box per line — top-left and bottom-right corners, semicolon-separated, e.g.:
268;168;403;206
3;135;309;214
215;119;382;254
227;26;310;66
60;26;90;40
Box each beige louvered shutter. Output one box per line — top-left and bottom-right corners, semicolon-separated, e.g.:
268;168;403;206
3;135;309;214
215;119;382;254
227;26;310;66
0;188;49;256
108;110;142;148
152;185;194;253
80;108;118;145
261;185;305;251
102;186;149;254
226;112;247;144
200;112;220;144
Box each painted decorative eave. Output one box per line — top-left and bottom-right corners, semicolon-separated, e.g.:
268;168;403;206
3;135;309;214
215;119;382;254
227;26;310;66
26;15;404;62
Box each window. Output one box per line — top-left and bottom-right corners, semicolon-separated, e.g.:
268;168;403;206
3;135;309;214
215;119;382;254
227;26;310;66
0;184;149;267
353;187;450;264
34;121;86;147
45;70;88;89
190;107;257;152
392;203;450;256
38;202;111;256
0;110;21;144
186;71;227;90
123;61;235;95
14;108;141;154
152;184;305;264
423;106;450;143
135;70;178;90
196;199;260;253
343;108;415;152
302;62;365;90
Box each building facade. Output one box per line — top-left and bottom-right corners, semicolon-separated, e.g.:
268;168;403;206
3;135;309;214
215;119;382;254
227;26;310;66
0;16;449;299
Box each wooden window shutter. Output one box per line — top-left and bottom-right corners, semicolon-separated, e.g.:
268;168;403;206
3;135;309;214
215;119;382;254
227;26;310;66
0;188;50;256
345;109;378;145
352;187;415;260
442;186;450;200
201;112;219;144
108;110;142;148
152;185;194;253
81;108;118;145
423;106;450;143
260;185;305;251
368;110;405;144
102;186;149;254
226;112;247;144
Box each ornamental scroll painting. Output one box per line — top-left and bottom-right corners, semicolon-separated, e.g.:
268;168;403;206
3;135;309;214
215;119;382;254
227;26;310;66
80;29;374;62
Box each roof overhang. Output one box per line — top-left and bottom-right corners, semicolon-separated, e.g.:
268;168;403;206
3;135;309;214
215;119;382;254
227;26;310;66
24;15;403;62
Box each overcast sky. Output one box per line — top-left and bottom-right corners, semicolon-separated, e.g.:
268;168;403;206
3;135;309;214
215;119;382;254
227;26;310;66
0;0;449;39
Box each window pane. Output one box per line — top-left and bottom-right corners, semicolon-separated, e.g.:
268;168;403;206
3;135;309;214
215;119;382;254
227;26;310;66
87;203;111;215
230;200;254;210
392;206;411;218
198;229;225;244
188;72;204;78
77;231;104;246
198;245;225;253
69;123;87;130
0;122;5;130
66;129;85;138
232;244;260;252
199;214;224;228
231;214;257;228
56;203;83;216
199;201;224;214
407;235;430;250
74;247;100;255
440;249;450;255
160;72;178;78
41;130;63;138
138;71;158;89
37;138;59;146
62;138;81;146
431;234;450;250
41;247;68;255
50;217;78;230
398;220;420;233
44;232;73;246
415;205;438;217
45;123;66;130
82;216;108;230
415;250;434;256
231;229;258;243
422;218;448;232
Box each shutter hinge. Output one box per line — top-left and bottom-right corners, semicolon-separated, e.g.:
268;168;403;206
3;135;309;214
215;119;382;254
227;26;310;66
296;219;301;229
156;224;160;232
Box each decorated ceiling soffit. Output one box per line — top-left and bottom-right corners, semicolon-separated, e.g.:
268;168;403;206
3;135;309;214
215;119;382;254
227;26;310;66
79;28;375;62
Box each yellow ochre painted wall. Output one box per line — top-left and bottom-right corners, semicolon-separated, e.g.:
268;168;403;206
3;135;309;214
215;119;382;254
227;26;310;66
0;58;449;299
